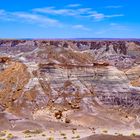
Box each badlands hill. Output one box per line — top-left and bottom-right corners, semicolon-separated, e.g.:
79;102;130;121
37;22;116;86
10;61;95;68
0;39;140;140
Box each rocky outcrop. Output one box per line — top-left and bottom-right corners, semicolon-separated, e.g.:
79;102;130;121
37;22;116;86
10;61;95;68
0;39;140;120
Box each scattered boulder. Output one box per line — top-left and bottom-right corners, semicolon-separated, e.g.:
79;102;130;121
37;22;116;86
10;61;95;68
65;118;71;123
54;110;62;119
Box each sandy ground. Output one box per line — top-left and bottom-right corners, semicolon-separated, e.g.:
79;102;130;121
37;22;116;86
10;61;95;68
0;119;140;140
0;129;92;140
0;128;140;140
1;111;140;140
81;135;140;140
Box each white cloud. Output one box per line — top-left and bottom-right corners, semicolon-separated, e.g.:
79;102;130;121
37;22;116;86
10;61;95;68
96;23;130;35
67;4;81;8
105;5;123;9
34;7;70;15
110;23;118;26
72;24;90;31
13;12;61;26
105;14;124;18
0;9;5;15
33;6;124;21
0;9;61;27
33;7;92;17
89;12;105;20
0;9;15;21
0;5;125;30
109;23;129;30
89;12;124;21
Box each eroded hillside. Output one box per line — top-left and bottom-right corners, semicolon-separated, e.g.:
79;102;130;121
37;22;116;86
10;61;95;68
0;40;140;139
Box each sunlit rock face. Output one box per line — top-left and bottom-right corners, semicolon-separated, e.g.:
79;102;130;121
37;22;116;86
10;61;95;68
0;39;140;118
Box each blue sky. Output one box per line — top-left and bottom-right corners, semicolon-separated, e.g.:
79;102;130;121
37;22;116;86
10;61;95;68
0;0;140;38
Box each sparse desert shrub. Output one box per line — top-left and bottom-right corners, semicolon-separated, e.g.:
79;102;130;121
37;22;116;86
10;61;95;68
63;136;67;139
117;133;123;136
23;129;42;135
0;131;6;137
42;134;46;136
23;129;30;134
25;135;32;138
75;135;80;139
72;128;77;134
102;130;108;133
7;133;14;139
72;128;77;131
71;135;80;139
48;137;54;140
1;130;7;134
60;132;66;136
131;133;136;137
